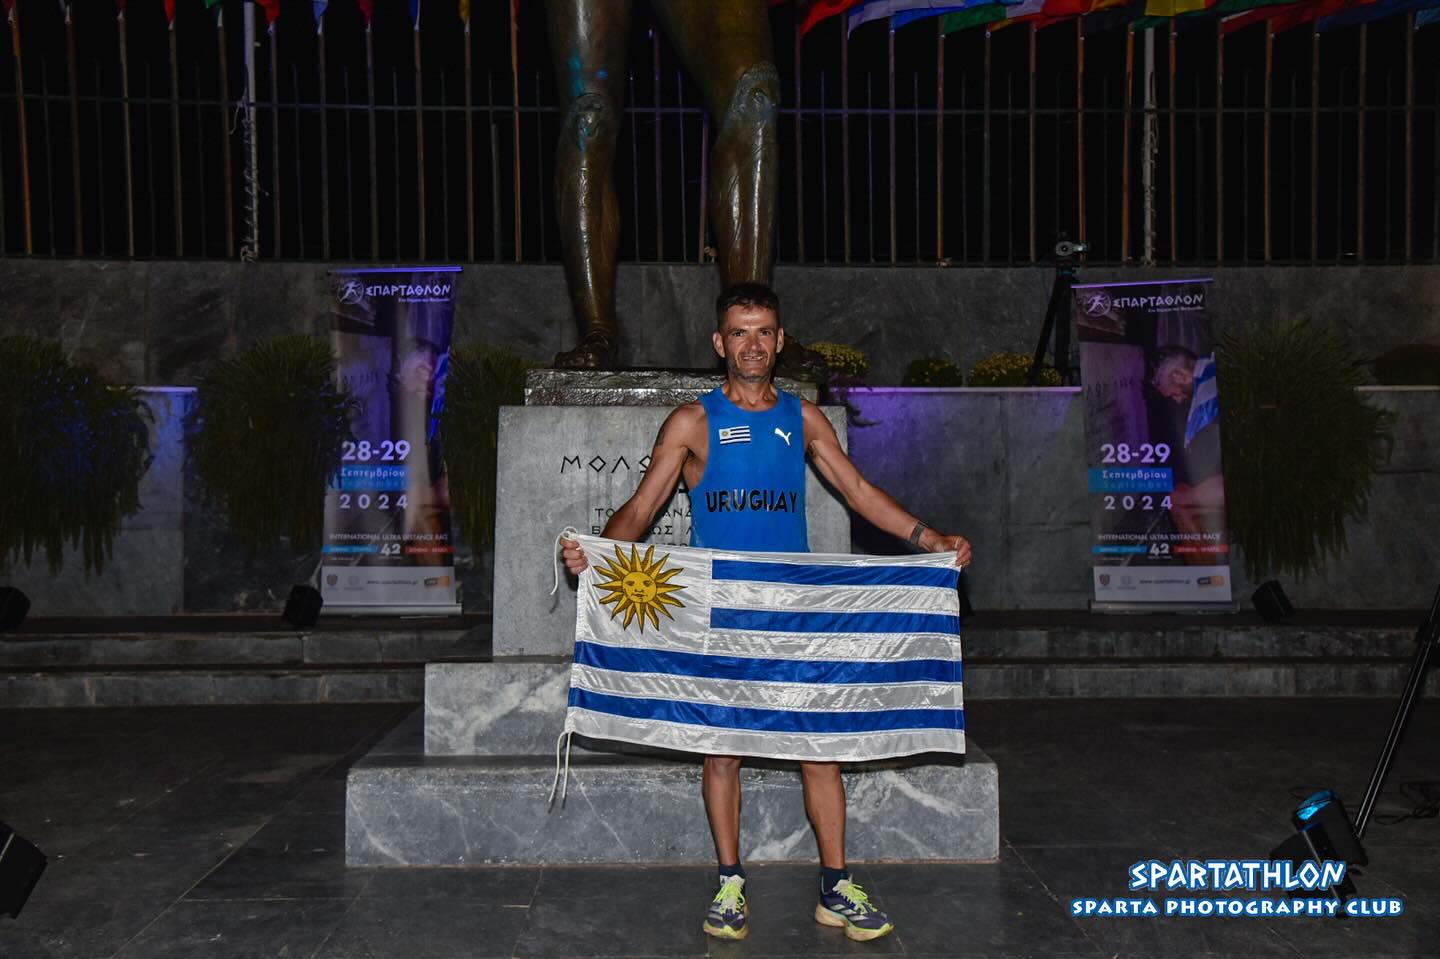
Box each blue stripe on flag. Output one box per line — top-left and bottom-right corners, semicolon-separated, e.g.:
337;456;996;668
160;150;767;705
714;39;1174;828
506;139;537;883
710;608;961;634
569;688;965;734
712;559;959;589
575;641;962;685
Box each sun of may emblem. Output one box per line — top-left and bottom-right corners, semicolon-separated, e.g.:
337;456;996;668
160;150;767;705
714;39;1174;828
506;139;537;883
593;544;687;632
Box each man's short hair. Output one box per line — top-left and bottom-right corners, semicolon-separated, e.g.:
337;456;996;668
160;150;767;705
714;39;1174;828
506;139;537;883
716;283;780;329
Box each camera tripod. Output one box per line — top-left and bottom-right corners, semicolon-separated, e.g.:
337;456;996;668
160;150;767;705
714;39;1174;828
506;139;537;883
1027;238;1087;386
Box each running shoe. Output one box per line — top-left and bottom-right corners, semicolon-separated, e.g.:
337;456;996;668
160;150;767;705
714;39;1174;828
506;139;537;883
702;874;748;940
815;877;894;941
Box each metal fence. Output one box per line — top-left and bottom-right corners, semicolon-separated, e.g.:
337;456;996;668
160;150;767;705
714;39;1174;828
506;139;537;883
2;11;1437;266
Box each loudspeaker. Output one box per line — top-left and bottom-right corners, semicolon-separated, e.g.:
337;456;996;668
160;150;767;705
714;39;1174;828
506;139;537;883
1253;580;1294;622
0;822;47;918
0;588;29;631
282;585;323;628
1269;790;1364;907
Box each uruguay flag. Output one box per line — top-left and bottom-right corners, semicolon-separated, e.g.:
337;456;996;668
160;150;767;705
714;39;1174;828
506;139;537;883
1184;355;1220;449
561;533;965;764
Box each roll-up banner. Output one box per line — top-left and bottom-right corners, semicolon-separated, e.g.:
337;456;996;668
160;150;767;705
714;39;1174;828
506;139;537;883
1074;278;1234;611
322;267;461;614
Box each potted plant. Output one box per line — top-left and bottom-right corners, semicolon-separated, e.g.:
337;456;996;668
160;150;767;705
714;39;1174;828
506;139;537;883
968;351;1063;387
902;357;965;387
0;336;152;575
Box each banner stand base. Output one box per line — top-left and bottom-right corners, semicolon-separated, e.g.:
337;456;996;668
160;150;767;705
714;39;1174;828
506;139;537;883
322;605;465;617
1090;601;1239;615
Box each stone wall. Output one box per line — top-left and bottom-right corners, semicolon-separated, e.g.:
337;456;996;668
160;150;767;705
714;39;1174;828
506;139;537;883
7;261;1438;386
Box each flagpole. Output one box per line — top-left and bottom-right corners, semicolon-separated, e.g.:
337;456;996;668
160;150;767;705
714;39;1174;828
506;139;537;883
1028;22;1036;263
1167;20;1176;263
318;8;331;261
935;18;944;263
415;5;427;260
365;16;378;259
1262;21;1272;262
841;20;851;264
794;17;805;262
509;0;523;263
1309;22;1318;262
120;4;136;257
169;16;184;254
982;27;992;265
888;18;897;264
268;18;282;256
464;13;475;262
1215;21;1223;263
215;6;235;257
1141;25;1156;266
1404;12;1414;261
1356;22;1366;261
8;0;33;254
65;2;83;253
1122;24;1134;264
1075;18;1085;255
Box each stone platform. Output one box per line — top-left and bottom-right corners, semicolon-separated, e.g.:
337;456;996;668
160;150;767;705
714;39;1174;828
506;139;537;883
345;710;998;866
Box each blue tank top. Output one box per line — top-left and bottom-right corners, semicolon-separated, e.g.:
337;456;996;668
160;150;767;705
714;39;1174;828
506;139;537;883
689;388;809;553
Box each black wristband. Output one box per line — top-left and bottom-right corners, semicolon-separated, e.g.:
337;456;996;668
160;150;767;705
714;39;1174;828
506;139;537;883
908;521;929;549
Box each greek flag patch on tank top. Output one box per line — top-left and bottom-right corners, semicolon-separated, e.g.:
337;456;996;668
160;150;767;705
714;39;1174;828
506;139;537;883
718;426;751;445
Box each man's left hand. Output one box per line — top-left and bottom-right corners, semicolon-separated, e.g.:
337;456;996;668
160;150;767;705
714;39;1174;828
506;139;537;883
921;530;972;567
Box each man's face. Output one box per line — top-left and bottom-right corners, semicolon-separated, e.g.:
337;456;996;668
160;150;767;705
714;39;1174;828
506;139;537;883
1155;357;1195;403
398;344;439;393
713;307;784;384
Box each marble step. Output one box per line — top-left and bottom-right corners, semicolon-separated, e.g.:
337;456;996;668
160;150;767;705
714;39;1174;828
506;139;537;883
345;711;999;866
0;666;424;707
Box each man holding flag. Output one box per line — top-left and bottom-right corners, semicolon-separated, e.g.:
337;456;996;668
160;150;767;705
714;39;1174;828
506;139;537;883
561;283;972;943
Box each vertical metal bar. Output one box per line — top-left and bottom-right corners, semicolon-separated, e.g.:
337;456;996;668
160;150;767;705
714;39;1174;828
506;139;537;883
8;2;34;254
94;62;106;255
983;29;992;264
698;111;709;263
1289;75;1297;262
269;23;282;257
145;71;157;256
630;73;641;259
366;24;379;259
912;73;919;261
169;20;184;254
1122;26;1134;263
677;72;688;262
441;77;450;260
820;71;829;263
1384;71;1393;261
1241;73;1249;262
888;21;897;264
1356;24;1366;261
344;67;356;258
1028;24;1036;263
1194;75;1202;259
1310;24;1319;262
935;21;945;262
962;72;969;262
1336;68;1345;260
318;14;331;261
867;73;876;261
1075;19;1085;252
1215;24;1223;263
535;73;546;260
1404;14;1414;261
1433;75;1439;260
654;27;664;262
40;61;55;254
194;63;208;255
1006;75;1014;263
393;71;402;256
119;8;136;257
292;65;306;257
510;0;523;262
464;19;475;262
795;24;805;262
490;73;502;260
1102;74;1110;259
217;8;235;258
1263;24;1273;262
1168;21;1177;263
65;6;83;254
415;19;427;260
842;26;852;263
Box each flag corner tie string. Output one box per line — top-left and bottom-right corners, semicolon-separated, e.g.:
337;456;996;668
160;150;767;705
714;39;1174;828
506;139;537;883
548;728;574;809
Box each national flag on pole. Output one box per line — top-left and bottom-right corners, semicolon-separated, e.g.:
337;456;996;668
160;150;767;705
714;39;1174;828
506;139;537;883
1420;6;1440;25
357;0;374;24
801;0;867;33
255;0;281;22
893;4;969;29
941;2;1014;32
410;0;421;25
459;0;469;23
313;1;328;25
849;0;976;32
560;534;965;763
1184;356;1220;449
1319;0;1434;30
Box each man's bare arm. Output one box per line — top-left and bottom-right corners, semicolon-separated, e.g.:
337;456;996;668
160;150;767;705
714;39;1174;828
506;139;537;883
800;403;973;565
560;404;701;574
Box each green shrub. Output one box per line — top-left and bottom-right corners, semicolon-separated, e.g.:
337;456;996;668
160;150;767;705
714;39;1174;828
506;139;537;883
902;357;964;387
438;344;541;547
808;342;870;380
189;335;354;551
968;351;1062;387
1218;320;1392;579
0;336;152;574
1372;343;1440;386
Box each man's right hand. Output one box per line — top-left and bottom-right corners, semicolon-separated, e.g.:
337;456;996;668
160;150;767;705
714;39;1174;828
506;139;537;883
560;537;589;575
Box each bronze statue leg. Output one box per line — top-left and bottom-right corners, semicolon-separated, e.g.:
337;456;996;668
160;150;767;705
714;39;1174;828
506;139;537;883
653;0;778;286
545;0;633;368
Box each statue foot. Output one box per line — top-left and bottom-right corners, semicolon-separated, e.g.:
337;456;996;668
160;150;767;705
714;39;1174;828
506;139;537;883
552;333;616;369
